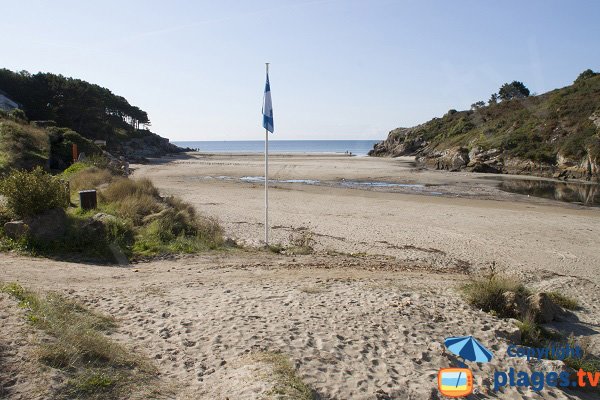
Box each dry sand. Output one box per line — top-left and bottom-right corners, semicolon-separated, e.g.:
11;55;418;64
136;153;600;285
1;153;599;399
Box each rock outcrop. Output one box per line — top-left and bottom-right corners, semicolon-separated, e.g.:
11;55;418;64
369;121;600;180
369;72;600;180
111;132;188;162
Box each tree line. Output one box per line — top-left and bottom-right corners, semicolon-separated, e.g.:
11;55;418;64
0;68;151;140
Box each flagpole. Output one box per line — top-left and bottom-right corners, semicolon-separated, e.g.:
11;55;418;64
264;62;270;247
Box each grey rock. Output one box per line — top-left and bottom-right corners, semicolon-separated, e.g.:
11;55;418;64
92;212;119;225
23;208;67;242
223;237;237;247
528;292;564;323
3;221;28;239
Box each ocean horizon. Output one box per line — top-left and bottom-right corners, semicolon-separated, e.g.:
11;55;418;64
172;140;380;156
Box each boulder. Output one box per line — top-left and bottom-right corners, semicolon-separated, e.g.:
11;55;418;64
23;208;67;242
501;291;529;319
223;237;238;248
78;213;121;237
92;212;119;225
433;147;469;171
528;292;564;323
3;221;29;239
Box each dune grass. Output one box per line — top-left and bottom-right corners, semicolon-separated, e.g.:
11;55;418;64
253;352;315;400
1;282;162;399
461;273;531;318
515;314;562;347
547;291;580;311
1;166;223;262
67;166;115;192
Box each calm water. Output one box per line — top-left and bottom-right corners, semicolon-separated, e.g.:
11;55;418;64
173;140;379;156
497;179;600;207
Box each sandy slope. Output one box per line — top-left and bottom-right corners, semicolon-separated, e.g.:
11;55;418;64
1;252;598;399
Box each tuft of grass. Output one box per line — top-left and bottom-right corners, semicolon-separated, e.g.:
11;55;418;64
102;178;159;203
1;282;160;399
462;275;531;318
132;203;223;257
564;357;600;375
253;352;315;400
65;163;117;192
563;335;600;374
287;230;315;255
515;314;562;347
267;243;285;253
69;166;115;192
299;286;327;294
547;291;580;311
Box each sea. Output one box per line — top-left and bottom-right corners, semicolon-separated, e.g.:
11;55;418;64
172;140;380;156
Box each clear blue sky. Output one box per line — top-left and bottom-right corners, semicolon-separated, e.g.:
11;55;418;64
3;0;599;140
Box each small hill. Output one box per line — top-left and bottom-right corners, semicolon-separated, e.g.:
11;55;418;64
0;68;183;171
370;70;600;180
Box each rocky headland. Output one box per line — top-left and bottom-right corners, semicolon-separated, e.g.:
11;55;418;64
370;71;600;181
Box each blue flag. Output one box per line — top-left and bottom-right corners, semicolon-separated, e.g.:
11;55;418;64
262;72;274;133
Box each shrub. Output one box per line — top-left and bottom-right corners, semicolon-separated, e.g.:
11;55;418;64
8;108;27;122
498;81;530;101
0;167;68;217
574;69;598;84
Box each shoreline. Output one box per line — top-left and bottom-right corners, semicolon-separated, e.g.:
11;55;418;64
158;152;600;209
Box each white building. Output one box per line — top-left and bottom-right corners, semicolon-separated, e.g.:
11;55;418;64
0;90;20;111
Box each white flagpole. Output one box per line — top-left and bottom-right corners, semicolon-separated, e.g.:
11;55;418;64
264;62;270;247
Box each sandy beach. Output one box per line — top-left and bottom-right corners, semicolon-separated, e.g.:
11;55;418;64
136;153;600;285
2;153;599;399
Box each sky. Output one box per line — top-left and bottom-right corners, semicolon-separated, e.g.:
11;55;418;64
2;0;600;141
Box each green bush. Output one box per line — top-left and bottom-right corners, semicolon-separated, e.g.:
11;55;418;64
8;108;28;122
0;167;68;217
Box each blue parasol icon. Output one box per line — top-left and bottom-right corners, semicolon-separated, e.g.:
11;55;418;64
444;335;493;363
444;336;493;388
